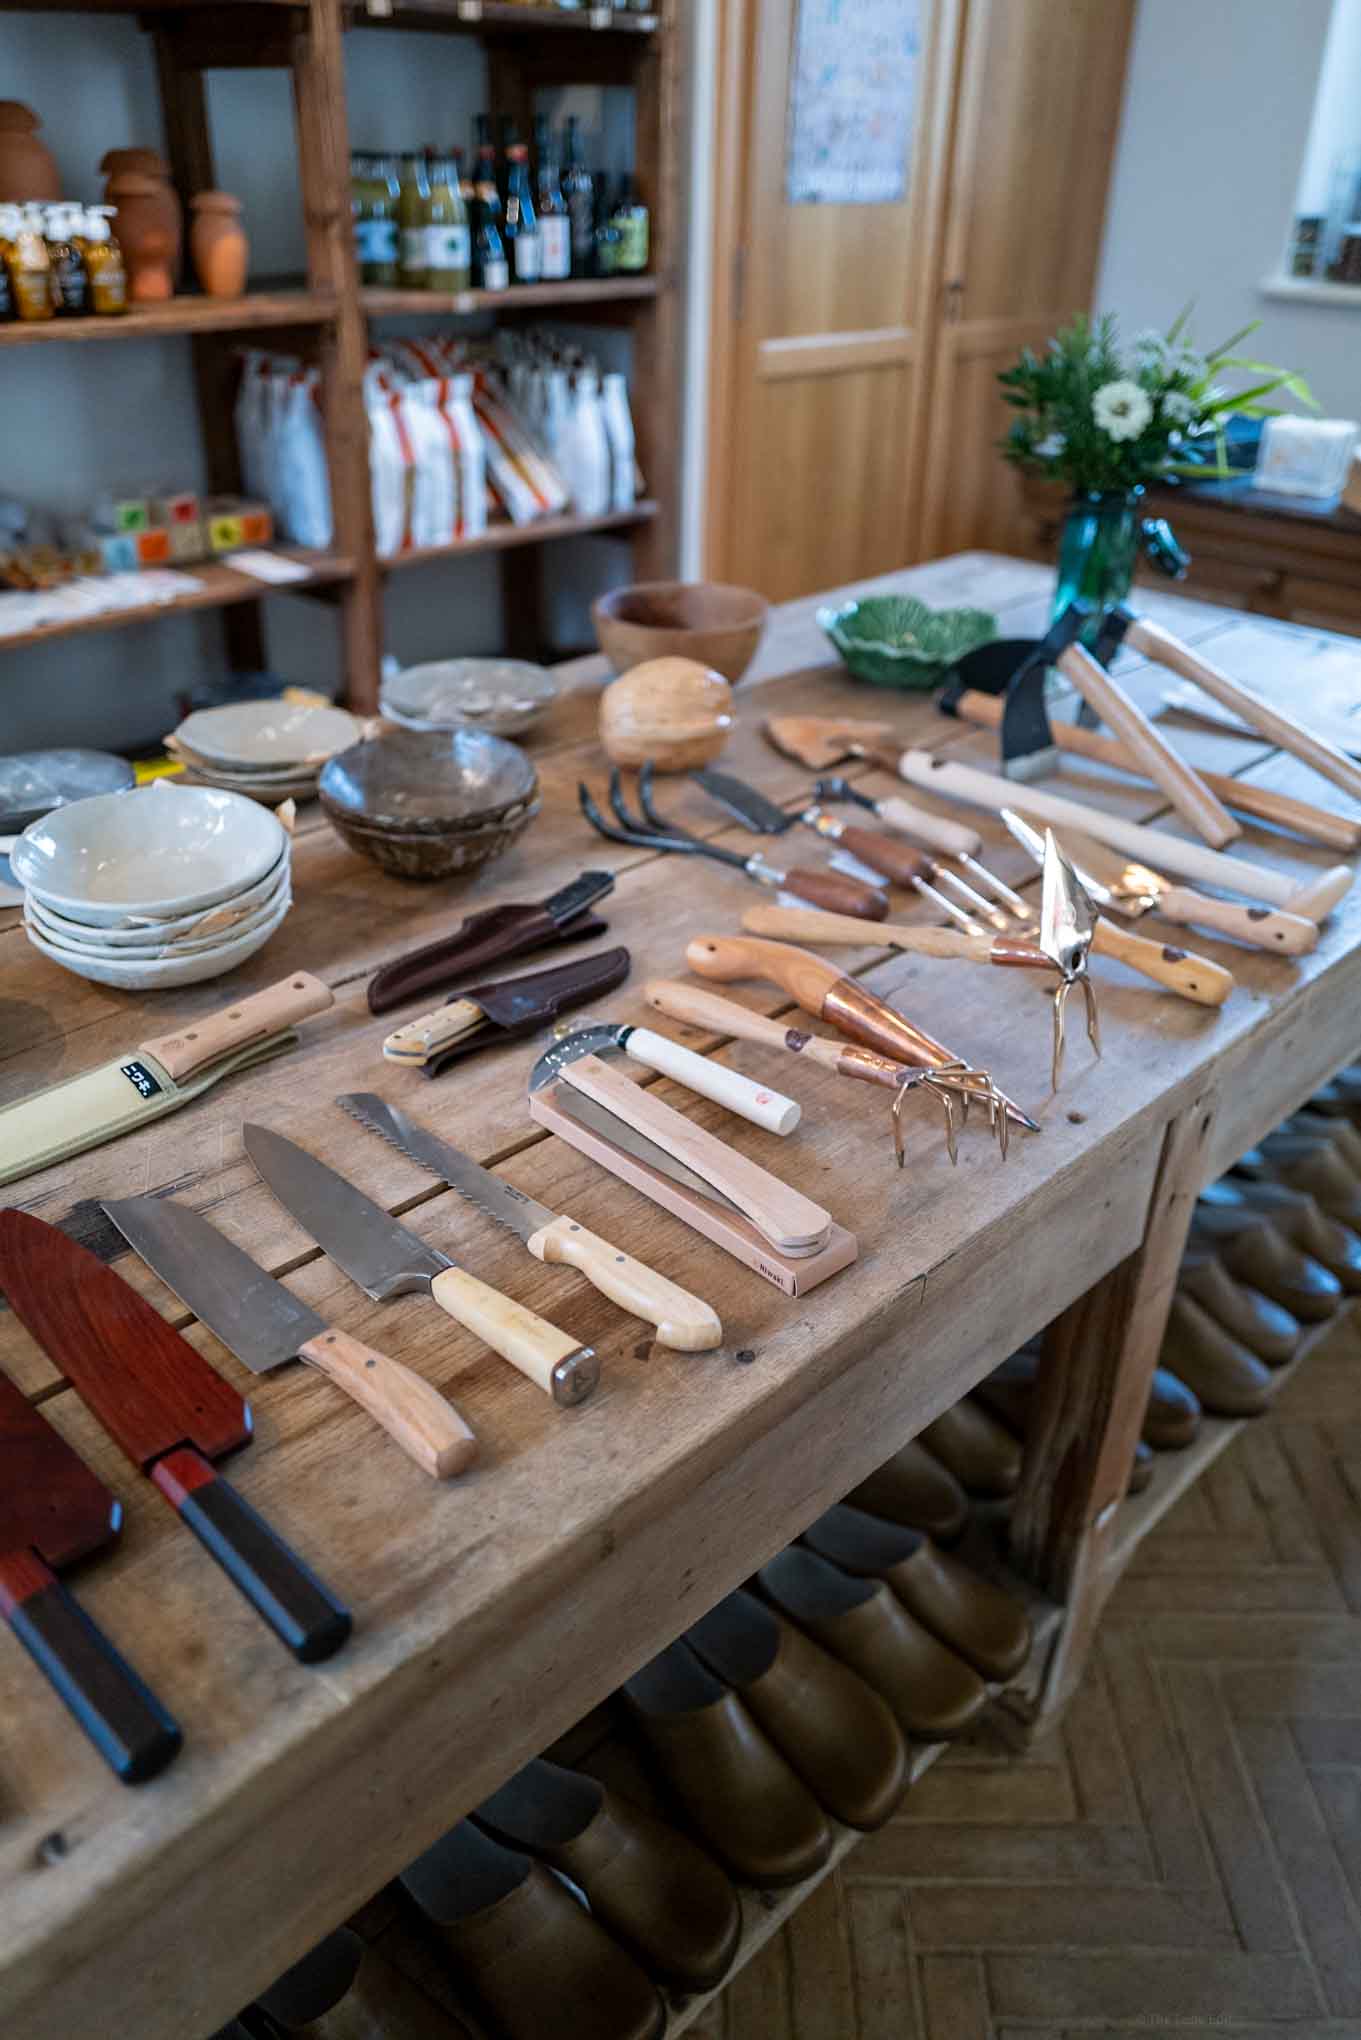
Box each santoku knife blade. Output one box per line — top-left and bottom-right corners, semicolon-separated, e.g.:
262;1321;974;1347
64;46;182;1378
0;1210;350;1663
103;1197;477;1481
338;1093;724;1353
244;1125;600;1406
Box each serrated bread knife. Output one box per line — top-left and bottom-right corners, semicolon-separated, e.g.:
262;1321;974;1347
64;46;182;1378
243;1125;599;1406
103;1197;477;1480
339;1092;724;1352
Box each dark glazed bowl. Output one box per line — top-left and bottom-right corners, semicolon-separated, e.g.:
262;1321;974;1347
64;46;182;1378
319;726;540;879
592;580;769;683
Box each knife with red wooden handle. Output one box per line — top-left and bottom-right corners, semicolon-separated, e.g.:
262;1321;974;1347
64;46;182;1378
0;1211;350;1664
0;1365;182;1782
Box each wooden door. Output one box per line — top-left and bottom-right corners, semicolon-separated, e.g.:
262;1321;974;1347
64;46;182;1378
918;0;1136;560
706;0;962;600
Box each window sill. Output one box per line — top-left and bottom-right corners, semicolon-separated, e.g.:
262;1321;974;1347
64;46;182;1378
1259;273;1361;309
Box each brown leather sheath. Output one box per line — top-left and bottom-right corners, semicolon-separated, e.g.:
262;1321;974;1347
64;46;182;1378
424;945;631;1077
368;901;610;1013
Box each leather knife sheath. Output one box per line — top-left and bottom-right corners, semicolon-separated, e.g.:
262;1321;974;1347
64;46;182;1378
423;946;631;1076
368;902;610;1015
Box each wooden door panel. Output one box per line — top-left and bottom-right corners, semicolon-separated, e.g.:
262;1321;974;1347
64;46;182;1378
925;336;1044;557
737;364;918;600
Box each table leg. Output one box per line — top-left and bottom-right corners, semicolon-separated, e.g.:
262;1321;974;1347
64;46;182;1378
1006;1088;1219;1734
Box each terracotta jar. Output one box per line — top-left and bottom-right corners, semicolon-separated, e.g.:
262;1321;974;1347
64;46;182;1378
0;103;61;202
190;190;247;297
109;171;178;301
102;150;181;289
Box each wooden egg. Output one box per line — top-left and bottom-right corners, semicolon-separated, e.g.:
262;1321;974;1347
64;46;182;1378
598;656;735;772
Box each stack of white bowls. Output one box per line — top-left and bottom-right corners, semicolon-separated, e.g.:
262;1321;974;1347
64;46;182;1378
165;700;364;805
13;782;293;989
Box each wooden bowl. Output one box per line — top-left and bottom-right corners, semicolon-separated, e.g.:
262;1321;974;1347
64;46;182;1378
599;657;734;772
593;580;769;683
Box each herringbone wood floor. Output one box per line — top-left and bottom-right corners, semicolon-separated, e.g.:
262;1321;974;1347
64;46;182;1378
694;1309;1361;2040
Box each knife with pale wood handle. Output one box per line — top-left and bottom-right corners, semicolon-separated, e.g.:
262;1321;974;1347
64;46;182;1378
739;901;1236;1007
339;1093;724;1352
893;750;1353;921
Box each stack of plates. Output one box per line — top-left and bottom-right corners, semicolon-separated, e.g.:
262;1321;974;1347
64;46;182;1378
380;658;558;737
165;700;364;805
12;781;292;989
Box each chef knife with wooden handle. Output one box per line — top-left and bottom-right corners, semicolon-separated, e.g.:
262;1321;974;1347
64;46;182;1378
0;972;335;1188
0;1365;182;1783
951;687;1361;852
0;1210;351;1664
103;1197;478;1480
738;901;1236;1007
338;1093;724;1352
893;750;1352;921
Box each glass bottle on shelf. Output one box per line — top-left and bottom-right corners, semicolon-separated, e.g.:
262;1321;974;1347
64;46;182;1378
78;205;127;315
498;117;519;211
426;155;470;292
593;175;621;276
562;115;596;278
611;173;649;274
4;205;54;322
503;143;541;286
534;115;571;282
398;151;431;288
472;127;508;293
350;150;371;264
44;203;90;315
357;154;401;286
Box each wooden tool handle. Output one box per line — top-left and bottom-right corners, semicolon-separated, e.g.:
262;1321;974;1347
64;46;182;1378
1057;642;1240;848
645;977;846;1072
1152;884;1318;956
1129;616;1361;805
142;973;334;1082
778;866;889;920
149;1448;350;1663
297;1327;477;1478
955;687;1361;853
428;1267;598;1407
872;795;982;857
1286;866;1354;922
382;1000;485;1065
560;1050;832;1252
685;932;844;1017
0;1549;182;1783
831;824;931;888
623;1024;801;1135
1089;920;1234;1006
894;750;1313;910
740;902;996;962
527;1214;723;1352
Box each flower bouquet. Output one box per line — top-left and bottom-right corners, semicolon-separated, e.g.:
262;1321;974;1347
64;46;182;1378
997;310;1313;621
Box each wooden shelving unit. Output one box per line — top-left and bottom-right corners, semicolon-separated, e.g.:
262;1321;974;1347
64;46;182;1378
2;0;679;707
0;549;353;653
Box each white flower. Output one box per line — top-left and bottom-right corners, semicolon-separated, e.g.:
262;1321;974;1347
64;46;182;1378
1162;390;1196;424
1093;379;1153;441
1034;431;1067;458
1133;329;1167;361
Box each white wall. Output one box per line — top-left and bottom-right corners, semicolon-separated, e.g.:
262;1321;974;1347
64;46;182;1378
1096;0;1361;419
0;17;645;754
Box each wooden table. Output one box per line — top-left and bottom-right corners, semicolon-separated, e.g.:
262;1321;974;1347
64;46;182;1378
4;555;1361;2039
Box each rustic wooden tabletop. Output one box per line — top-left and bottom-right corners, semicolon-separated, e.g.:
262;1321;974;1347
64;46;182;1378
4;553;1361;2039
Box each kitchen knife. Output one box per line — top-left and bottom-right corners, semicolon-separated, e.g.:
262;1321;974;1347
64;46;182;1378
0;1211;350;1663
243;1126;599;1407
102;1198;477;1480
998;808;1315;957
338;1092;724;1352
528;1042;834;1254
0;972;335;1189
381;947;632;1076
0;1365;182;1783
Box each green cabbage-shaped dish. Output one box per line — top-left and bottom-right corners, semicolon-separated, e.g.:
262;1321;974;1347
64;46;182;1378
818;595;998;690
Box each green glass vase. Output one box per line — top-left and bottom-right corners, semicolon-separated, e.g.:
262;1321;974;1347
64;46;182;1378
1051;489;1145;640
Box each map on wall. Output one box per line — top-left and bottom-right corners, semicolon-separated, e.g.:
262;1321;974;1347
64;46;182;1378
785;0;922;206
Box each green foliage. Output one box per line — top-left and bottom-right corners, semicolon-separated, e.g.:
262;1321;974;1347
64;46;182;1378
997;311;1315;493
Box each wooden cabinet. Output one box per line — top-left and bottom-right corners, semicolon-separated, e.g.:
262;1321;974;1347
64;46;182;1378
706;0;1137;593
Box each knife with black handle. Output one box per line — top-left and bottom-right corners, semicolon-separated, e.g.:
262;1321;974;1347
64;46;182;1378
0;1210;351;1664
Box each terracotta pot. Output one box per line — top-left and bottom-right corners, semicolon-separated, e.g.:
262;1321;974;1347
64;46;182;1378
0;102;60;202
99;146;169;187
190;190;248;298
104;154;181;293
109;171;178;302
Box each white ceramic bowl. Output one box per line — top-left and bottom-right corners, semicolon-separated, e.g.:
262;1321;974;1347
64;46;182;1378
172;700;361;770
24;882;293;988
12;782;286;927
24;846;290;945
381;658;558;736
25;876;290;958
